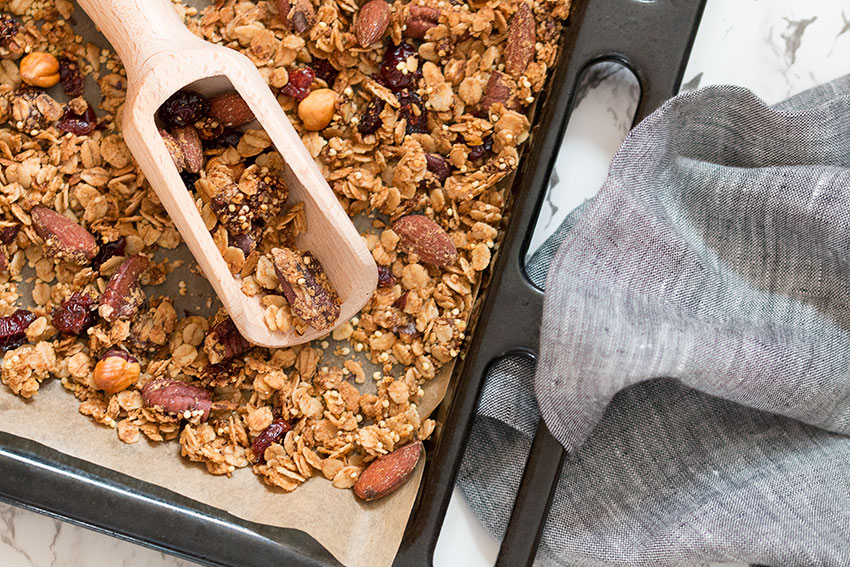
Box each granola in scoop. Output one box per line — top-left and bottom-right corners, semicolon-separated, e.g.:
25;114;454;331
0;0;570;496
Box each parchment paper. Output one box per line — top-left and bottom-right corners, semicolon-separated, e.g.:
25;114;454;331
0;3;459;566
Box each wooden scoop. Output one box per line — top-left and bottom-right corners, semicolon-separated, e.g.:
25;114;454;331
76;0;377;348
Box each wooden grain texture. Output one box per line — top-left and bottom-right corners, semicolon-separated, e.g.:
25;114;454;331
77;0;377;347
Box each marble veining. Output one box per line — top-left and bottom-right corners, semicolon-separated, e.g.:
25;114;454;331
0;503;197;567
780;16;817;66
4;0;850;566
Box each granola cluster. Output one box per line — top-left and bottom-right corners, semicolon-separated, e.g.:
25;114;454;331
0;0;569;496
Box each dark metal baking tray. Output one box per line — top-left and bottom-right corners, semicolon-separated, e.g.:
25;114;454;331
0;0;706;565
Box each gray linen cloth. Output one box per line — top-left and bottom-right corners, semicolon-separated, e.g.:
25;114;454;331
457;75;850;566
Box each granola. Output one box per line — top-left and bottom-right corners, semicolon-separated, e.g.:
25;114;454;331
0;0;570;498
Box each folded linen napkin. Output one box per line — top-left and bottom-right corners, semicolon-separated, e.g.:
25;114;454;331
458;75;850;566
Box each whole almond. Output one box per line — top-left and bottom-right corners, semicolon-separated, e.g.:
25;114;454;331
141;378;212;421
404;5;439;39
98;254;150;322
159;129;185;171
504;3;536;77
356;0;390;47
393;215;458;267
354;441;423;501
209;91;255;128
480;71;515;114
31;206;98;264
172;125;203;174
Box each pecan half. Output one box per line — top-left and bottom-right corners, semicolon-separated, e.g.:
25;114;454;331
404;5;439;39
141;378;212;421
31;206;98;264
271;247;341;331
479;71;516;114
98;254;150;322
354;441;423;501
504;3;536;77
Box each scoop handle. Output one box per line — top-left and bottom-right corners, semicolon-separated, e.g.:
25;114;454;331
76;0;201;81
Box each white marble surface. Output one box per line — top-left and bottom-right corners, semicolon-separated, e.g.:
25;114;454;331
3;1;850;566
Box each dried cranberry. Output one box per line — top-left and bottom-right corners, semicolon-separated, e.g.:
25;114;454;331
282;67;315;101
377;265;396;287
425;154;450;184
209;317;251;362
468;135;494;161
393;291;409;309
58;57;84;97
90;236;126;271
311;58;339;86
207;127;242;149
52;293;97;336
228;232;255;256
0;15;19;42
158;90;210;129
180;170;200;191
102;347;136;363
398;92;428;134
0;225;20;245
380;42;420;92
57;103;97;136
252;418;292;463
0;309;36;351
358;98;385;136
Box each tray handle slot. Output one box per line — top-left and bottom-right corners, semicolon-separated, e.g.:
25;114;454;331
396;0;707;566
494;0;707;565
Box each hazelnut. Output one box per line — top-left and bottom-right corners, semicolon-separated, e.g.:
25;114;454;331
297;88;337;131
92;348;141;394
19;52;60;88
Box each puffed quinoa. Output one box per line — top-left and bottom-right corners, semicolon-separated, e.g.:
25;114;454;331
0;0;570;496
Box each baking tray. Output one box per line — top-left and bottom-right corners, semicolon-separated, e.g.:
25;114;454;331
0;0;706;565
